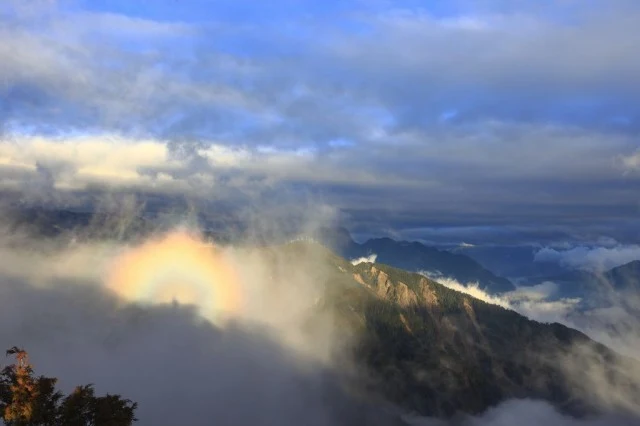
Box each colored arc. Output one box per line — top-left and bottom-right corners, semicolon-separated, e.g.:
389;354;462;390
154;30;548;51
105;230;242;323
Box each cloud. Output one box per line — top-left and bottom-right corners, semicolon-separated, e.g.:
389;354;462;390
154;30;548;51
0;200;412;426
415;272;640;421
0;135;219;195
1;200;640;424
4;0;640;139
3;123;639;249
325;3;640;130
405;399;638;426
534;245;640;272
2;1;640;243
65;11;194;39
0;135;408;206
620;150;640;171
0;281;382;426
423;275;510;309
350;253;377;265
419;274;581;325
425;272;640;367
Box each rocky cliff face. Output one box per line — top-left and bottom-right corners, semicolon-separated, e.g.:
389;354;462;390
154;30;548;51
353;267;442;310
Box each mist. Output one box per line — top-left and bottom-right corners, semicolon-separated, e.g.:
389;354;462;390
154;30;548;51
0;201;404;426
404;399;639;426
1;200;639;425
411;272;640;423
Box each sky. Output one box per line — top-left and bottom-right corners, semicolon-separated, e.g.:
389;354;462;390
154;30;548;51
1;0;640;248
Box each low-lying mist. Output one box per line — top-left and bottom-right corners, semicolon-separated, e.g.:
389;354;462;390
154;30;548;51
413;271;640;423
422;273;640;360
0;201;401;426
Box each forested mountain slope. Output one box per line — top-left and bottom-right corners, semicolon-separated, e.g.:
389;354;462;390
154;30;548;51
275;241;640;418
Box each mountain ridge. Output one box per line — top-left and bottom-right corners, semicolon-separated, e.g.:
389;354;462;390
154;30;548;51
273;240;640;419
315;227;515;294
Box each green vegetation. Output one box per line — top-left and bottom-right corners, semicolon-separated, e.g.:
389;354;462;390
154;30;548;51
282;243;638;418
0;347;137;426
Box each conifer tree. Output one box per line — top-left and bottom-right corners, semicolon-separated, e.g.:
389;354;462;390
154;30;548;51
0;347;137;426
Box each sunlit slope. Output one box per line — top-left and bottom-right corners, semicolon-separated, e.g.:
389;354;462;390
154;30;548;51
277;241;640;418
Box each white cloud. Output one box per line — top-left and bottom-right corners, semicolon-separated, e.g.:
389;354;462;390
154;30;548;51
422;271;640;363
0;134;425;206
334;6;640;97
423;275;509;309
405;399;638;426
440;277;579;325
350;253;377;265
620;150;640;172
64;11;194;39
0;136;187;193
534;245;640;271
198;145;253;167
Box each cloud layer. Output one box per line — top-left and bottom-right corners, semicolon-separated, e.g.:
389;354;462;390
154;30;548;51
534;245;640;272
425;273;640;361
1;0;640;243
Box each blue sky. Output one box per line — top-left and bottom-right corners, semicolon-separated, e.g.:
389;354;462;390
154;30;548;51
1;0;640;247
77;0;456;23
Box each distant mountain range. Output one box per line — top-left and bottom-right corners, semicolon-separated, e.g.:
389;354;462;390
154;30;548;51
604;260;640;292
316;227;515;293
450;244;571;281
533;260;640;308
